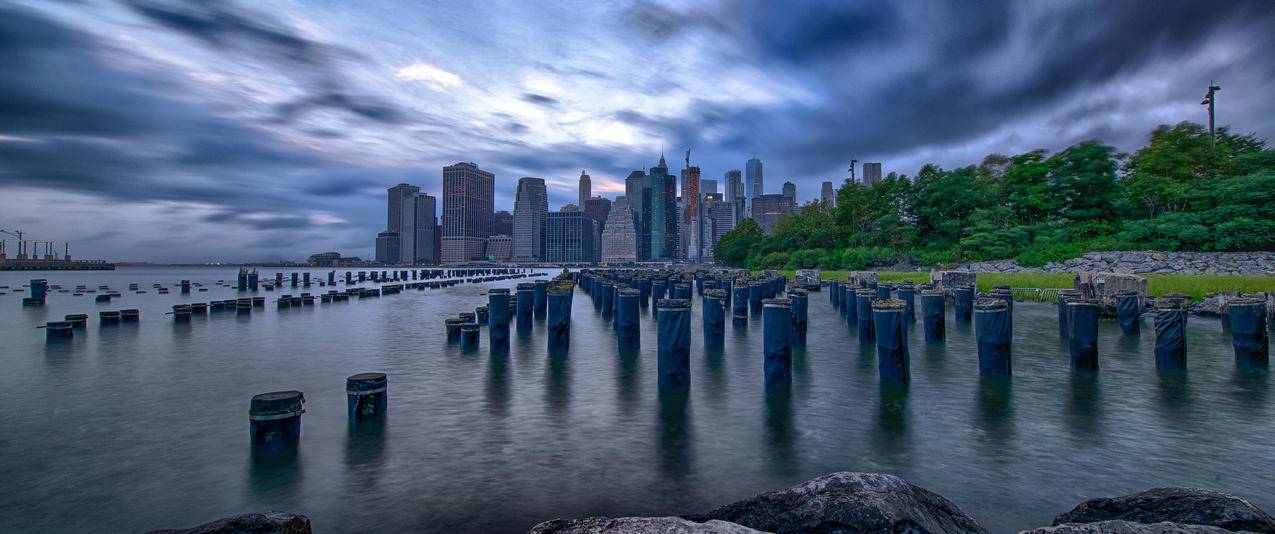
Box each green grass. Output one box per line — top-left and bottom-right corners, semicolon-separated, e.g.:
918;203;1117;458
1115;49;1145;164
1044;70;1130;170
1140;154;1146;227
764;269;1275;301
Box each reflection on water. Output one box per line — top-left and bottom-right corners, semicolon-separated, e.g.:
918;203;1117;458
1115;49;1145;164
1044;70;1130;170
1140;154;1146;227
248;450;302;501
975;377;1014;445
1155;368;1192;414
764;384;795;474
1065;373;1102;438
486;353;511;418
657;387;692;478
1232;367;1270;410
545;353;570;418
873;382;910;458
344;419;388;492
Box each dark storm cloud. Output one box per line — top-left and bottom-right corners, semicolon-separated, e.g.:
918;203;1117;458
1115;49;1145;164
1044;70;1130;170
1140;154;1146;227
619;0;1275;178
521;93;560;107
121;0;406;126
0;4;400;248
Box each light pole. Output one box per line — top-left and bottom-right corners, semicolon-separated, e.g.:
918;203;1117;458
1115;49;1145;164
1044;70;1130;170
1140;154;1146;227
1201;83;1220;152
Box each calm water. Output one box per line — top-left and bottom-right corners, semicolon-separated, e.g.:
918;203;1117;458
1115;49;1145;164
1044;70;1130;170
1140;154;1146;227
0;267;1270;533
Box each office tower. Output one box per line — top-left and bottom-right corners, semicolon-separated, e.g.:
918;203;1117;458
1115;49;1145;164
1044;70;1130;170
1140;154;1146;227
724;169;743;202
644;154;677;261
493;210;514;237
513;177;548;262
583;196;612;262
680;162;700;260
546;210;596;264
441;162;495;264
745;156;763;216
379;184;418;264
700;179;718;197
411;192;438;264
750;193;795;234
625;170;647;259
375;231;400;265
862;162;883;187
708;195;735;260
782;181;796;203
821;181;835;206
485;235;512;262
578;170;591;210
600;196;638;264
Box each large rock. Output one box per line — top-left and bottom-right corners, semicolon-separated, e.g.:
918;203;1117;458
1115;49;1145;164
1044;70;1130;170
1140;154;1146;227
1023;520;1254;533
528;517;765;534
145;512;311;534
687;472;987;534
1053;487;1275;533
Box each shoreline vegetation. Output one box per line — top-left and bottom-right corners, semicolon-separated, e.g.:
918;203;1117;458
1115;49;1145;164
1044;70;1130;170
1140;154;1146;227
717;121;1275;274
765;270;1275;301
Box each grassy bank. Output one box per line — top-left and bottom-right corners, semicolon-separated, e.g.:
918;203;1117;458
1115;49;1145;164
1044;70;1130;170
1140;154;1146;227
767;270;1275;300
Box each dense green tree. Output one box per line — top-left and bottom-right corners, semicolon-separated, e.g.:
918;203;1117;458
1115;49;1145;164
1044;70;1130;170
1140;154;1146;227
715;217;763;267
1048;142;1122;222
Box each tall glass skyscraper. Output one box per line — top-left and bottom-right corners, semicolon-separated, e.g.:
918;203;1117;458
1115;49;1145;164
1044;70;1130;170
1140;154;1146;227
441;162;494;264
745;156;763;216
513;177;547;262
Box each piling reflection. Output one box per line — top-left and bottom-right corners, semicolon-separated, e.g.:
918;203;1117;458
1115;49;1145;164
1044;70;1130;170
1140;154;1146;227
871;382;911;459
485;352;510;418
248;449;302;502
656;387;692;478
1154;368;1192;415
344;417;387;492
763;384;795;474
616;348;641;417
545;352;570;418
1231;367;1269;409
974;377;1014;445
702;346;727;409
1065;373;1102;438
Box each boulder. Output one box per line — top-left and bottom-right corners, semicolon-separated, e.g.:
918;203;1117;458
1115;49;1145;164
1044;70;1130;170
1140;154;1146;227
686;472;987;534
528;517;765;533
1023;520;1253;533
1052;487;1275;533
144;512;311;534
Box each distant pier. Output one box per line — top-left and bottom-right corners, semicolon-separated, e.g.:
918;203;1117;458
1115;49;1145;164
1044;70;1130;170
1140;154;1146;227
0;259;115;271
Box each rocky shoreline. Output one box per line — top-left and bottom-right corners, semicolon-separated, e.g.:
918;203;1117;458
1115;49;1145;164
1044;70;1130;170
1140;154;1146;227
956;251;1275;275
148;472;1275;533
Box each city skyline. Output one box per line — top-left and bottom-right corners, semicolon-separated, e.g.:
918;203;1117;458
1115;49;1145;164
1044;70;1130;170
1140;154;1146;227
3;1;1275;262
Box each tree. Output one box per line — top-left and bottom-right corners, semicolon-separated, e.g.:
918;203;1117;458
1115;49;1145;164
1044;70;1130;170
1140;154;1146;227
715;217;763;267
1048;142;1121;222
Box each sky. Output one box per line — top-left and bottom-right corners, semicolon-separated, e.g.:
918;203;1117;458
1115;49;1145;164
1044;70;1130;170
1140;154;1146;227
2;0;1274;263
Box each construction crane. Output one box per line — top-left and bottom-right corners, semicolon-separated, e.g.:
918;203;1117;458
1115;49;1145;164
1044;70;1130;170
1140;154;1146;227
0;227;21;259
685;147;692;168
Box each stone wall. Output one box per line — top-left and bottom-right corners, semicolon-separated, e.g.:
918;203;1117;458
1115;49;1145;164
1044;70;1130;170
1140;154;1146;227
957;251;1275;275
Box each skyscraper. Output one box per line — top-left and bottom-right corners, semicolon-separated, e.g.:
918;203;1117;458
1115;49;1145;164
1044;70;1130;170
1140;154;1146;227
493;210;513;237
724;169;743;202
751;193;795;234
578;170;591;209
745;156;763;216
680;159;700;260
644;154;678;261
700;179;718;197
441;162;494;264
782;181;796;203
546;210;596;264
862;162;883;187
378;184;437;265
600;196;638;264
583;196;612;262
513;177;547;262
821;181;835;206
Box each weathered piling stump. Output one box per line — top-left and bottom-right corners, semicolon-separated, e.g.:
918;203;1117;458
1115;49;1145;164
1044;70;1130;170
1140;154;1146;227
516;283;535;331
873;299;910;384
788;289;808;346
1068;298;1101;372
651;280;667;316
1154;299;1188;370
488;288;510;349
476;306;489;326
445;318;464;342
249;391;305;456
763;298;793;385
460;323;481;350
897;283;916;322
731;285;748;320
703;288;725;348
1229;297;1269;367
1115;290;1141;336
65;314;88;329
172;305;191;323
45;321;74;341
921;289;945;342
749;282;764;317
617;287;640;349
120;309;140;323
599;281;614;317
346;373;387;424
953;286;974;322
533;280;548;319
855;288;875;341
974;298;1011;376
547;283;572;351
1057;289;1082;339
657;299;691;389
